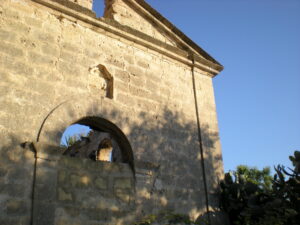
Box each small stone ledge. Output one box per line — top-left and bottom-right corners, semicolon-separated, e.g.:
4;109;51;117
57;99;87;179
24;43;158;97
33;142;64;161
135;160;160;176
32;0;96;18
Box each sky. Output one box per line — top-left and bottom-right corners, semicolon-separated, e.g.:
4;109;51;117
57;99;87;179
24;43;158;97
63;0;300;173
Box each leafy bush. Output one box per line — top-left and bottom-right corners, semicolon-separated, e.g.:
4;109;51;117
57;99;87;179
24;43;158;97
235;165;273;191
220;151;300;225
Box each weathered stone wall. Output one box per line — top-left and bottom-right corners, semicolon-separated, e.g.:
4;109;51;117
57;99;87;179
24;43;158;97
0;0;224;224
69;0;93;10
104;0;176;46
32;143;135;225
0;145;35;225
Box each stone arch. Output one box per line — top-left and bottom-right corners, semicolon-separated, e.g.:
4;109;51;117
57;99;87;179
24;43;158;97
36;96;134;170
73;116;134;166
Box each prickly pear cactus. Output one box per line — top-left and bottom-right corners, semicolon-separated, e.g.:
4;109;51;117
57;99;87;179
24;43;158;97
221;151;300;225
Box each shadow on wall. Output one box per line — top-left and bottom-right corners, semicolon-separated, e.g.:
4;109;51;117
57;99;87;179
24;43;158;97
0;104;224;224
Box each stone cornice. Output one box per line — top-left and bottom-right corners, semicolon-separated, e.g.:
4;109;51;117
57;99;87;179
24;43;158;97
31;0;223;77
128;0;223;67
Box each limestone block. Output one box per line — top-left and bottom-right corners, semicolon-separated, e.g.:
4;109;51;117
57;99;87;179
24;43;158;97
60;157;84;170
0;42;24;57
115;189;131;204
69;173;92;188
114;178;132;189
0;28;17;42
82;208;108;221
57;188;73;202
6;199;28;215
35;182;57;202
68;0;93;10
95;177;108;190
101;162;121;173
33;202;55;225
57;170;68;185
127;65;144;77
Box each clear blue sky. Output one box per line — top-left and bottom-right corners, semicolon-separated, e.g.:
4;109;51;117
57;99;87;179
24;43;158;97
87;0;300;172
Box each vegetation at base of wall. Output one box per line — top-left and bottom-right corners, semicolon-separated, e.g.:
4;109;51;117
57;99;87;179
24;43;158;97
220;151;300;225
132;211;203;225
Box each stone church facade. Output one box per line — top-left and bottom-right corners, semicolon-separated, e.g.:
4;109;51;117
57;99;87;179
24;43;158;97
0;0;225;224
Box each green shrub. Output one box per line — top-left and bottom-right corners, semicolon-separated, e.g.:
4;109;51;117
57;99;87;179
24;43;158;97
220;151;300;225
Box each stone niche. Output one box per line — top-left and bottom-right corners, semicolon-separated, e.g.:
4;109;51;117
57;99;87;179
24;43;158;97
88;64;113;99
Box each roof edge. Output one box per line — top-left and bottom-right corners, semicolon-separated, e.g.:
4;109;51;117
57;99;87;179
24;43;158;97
134;0;223;68
31;0;223;76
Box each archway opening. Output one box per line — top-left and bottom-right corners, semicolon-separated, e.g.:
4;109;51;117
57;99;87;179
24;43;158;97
60;124;91;148
60;117;134;168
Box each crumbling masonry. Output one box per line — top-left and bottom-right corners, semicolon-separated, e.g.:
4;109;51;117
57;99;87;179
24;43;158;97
0;0;225;224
